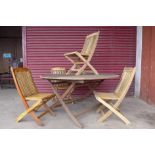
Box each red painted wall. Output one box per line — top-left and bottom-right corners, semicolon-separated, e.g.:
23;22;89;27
23;26;136;94
141;26;155;104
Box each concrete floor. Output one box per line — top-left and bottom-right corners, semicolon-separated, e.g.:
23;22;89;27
1;89;155;129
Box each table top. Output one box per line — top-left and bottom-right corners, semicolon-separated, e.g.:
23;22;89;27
41;73;119;81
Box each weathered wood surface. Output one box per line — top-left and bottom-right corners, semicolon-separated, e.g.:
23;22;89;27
40;73;119;128
41;74;119;81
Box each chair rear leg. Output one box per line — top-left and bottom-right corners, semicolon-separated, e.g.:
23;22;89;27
96;100;112;113
98;105;130;125
67;64;76;75
77;54;99;75
98;102;122;123
43;104;56;116
95;95;130;125
85;62;99;75
29;111;43;126
96;104;106;113
98;110;113;122
76;64;87;75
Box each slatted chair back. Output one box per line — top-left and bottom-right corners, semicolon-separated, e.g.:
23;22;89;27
114;67;136;99
51;67;66;75
51;67;68;89
81;31;100;60
11;67;38;98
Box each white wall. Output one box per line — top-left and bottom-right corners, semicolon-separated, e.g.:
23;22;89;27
135;26;142;97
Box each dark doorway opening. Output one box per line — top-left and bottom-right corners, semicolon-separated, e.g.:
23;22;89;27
0;26;22;88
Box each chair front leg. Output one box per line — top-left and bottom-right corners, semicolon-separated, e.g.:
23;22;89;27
97;100;122;123
95;95;130;125
29;111;43;126
16;100;43;123
77;54;99;75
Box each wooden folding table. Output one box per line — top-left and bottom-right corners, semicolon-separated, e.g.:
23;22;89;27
41;74;119;128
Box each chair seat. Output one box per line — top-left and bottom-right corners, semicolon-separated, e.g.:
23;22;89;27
64;51;88;58
94;92;119;100
26;93;55;101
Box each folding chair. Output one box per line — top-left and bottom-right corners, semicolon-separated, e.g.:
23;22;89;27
50;67;76;104
11;67;55;126
64;31;100;75
50;67;68;90
94;67;136;125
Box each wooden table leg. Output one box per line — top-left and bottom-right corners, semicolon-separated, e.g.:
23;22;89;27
87;80;102;92
50;82;83;128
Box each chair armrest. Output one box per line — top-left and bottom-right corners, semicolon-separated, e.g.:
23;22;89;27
64;51;79;56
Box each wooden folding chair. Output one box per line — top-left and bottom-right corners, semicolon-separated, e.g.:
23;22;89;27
11;67;55;126
50;67;73;102
64;31;100;75
50;67;68;90
94;67;136;125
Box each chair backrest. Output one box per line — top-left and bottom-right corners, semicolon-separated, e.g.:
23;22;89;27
51;67;66;75
11;67;38;98
114;67;136;98
50;67;69;89
81;31;100;59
